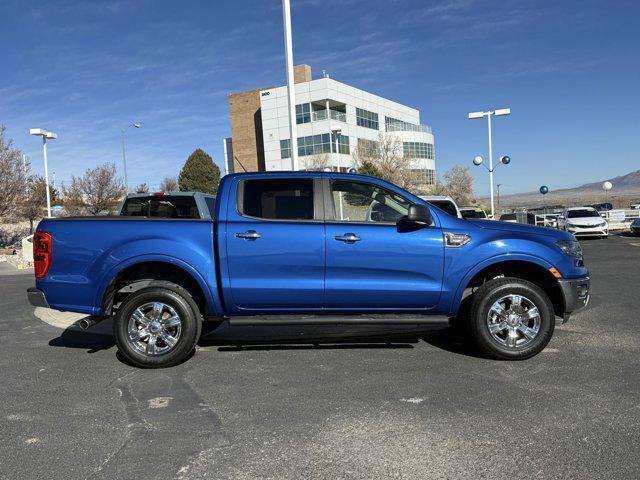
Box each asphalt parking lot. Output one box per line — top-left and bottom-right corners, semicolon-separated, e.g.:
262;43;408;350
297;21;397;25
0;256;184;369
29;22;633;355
1;234;639;480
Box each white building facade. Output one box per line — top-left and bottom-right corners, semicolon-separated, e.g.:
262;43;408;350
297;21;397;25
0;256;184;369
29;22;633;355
258;77;436;186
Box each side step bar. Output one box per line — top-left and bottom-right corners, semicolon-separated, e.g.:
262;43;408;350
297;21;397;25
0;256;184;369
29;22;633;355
225;314;451;326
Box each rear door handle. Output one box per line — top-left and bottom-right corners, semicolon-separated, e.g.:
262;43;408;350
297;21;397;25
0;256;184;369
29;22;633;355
334;233;361;243
236;230;261;240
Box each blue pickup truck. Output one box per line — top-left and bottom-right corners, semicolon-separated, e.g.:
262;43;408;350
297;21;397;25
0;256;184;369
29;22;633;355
28;172;590;368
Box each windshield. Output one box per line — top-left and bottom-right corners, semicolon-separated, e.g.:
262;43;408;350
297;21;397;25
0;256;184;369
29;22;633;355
427;200;458;217
567;209;600;219
633;218;640;226
461;208;486;219
121;196;200;218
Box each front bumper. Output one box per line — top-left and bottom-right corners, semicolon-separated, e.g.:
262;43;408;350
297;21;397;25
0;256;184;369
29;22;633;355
27;287;49;308
558;276;590;322
566;226;608;237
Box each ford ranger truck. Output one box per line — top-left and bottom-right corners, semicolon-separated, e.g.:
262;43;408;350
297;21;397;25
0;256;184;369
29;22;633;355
27;172;590;368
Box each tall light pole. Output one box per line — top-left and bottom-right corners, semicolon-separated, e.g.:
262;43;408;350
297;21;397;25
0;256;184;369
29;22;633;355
121;122;141;192
469;108;510;218
282;0;299;170
29;129;57;218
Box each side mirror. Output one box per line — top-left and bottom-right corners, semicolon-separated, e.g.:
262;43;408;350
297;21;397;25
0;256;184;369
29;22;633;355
400;204;433;227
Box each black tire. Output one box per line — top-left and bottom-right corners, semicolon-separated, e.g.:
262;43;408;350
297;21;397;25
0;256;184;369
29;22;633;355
113;282;202;368
467;277;555;360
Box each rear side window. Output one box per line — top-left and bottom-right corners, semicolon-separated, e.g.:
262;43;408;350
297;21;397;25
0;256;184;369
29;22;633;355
120;196;200;218
241;179;314;220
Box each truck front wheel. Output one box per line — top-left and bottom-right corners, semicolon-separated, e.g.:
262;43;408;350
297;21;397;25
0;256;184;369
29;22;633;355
113;283;202;368
468;277;555;360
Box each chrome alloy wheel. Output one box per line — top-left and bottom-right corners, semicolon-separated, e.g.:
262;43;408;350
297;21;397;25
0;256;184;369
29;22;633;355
127;302;182;356
486;294;541;348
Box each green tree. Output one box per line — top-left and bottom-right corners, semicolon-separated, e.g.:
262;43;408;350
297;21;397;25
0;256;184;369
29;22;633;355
178;149;220;194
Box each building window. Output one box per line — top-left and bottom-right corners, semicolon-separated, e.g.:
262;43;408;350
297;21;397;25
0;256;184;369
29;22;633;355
385;116;423;133
356;108;379;130
280;139;291;159
403;142;434;159
299;134;332;156
296;103;311;124
281;133;350;158
357;138;380;157
412;169;436;186
331;133;350;154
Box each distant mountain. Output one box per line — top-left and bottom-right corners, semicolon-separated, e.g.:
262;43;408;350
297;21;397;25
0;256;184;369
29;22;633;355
493;169;640;208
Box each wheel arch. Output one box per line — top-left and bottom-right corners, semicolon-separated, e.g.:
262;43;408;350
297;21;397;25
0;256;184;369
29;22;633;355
452;255;565;318
97;256;220;318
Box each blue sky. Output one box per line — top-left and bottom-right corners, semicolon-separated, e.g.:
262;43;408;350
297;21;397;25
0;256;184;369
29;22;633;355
1;0;639;196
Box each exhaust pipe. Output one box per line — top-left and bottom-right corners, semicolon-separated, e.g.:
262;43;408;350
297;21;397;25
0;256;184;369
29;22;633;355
74;316;105;330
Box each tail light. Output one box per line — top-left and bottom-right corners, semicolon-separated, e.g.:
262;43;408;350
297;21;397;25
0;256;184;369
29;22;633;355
33;232;53;279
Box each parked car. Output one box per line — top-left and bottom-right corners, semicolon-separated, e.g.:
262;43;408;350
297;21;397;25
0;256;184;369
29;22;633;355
419;195;461;218
630;218;640;235
119;191;216;219
28;172;590;368
460;207;488;220
498;212;537;225
558;207;608;238
590;203;613;212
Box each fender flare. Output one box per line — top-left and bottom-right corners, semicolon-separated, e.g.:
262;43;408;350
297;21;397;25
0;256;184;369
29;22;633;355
93;253;220;317
449;253;555;315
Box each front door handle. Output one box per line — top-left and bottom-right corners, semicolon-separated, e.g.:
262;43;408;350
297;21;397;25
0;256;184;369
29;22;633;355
334;233;361;243
236;230;261;240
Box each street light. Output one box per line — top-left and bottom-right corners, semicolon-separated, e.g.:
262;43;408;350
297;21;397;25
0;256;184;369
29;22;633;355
282;0;299;171
29;128;57;218
121;122;141;192
468;108;511;218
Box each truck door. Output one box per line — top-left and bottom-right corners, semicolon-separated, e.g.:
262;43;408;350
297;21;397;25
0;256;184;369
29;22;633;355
323;178;444;310
223;177;325;312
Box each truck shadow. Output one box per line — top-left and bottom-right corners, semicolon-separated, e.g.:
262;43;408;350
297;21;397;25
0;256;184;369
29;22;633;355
47;319;480;359
199;323;479;357
48;318;115;353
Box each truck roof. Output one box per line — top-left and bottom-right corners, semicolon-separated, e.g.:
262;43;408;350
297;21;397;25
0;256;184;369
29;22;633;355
124;191;215;199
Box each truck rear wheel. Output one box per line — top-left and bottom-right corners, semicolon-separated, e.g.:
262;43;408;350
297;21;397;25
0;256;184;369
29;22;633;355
468;277;555;360
113;283;202;368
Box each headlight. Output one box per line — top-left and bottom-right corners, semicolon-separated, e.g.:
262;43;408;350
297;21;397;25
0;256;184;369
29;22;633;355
557;239;582;258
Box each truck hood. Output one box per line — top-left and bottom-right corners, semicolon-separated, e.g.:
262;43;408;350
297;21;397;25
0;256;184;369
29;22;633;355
467;219;567;238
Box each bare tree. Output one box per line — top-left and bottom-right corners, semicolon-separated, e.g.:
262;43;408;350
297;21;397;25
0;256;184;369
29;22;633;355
135;183;149;193
21;176;59;233
159;176;179;192
301;152;331;171
63;163;126;216
0;126;27;218
352;133;421;192
423;165;476;205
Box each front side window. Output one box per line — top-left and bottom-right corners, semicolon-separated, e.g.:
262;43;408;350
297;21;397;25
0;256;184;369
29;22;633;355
241;179;314;221
330;180;411;223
